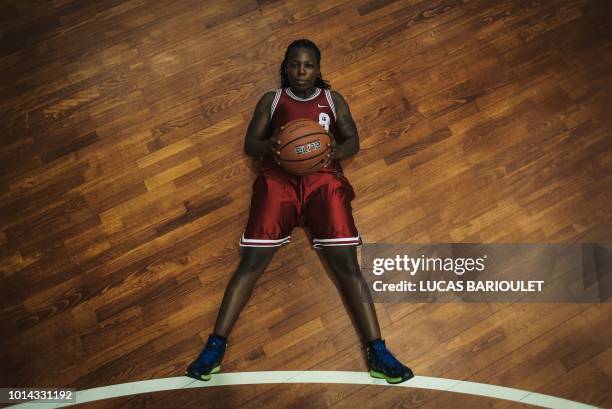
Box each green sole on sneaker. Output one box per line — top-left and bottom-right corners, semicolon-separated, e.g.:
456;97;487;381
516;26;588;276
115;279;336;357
369;370;403;384
202;365;221;381
185;365;221;381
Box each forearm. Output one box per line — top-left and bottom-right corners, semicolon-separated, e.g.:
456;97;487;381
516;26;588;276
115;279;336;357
244;137;274;157
332;136;359;160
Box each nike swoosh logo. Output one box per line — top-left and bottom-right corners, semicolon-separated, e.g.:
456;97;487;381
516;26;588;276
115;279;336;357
317;104;328;108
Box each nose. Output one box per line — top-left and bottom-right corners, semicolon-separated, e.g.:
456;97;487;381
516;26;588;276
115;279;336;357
298;64;306;74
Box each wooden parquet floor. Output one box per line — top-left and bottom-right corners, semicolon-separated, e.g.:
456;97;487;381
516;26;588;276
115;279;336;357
1;0;611;408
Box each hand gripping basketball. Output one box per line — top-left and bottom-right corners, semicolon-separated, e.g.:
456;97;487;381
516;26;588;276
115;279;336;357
271;126;283;163
323;131;336;168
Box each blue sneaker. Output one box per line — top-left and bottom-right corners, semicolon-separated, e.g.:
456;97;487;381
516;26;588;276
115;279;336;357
185;334;226;381
366;339;414;384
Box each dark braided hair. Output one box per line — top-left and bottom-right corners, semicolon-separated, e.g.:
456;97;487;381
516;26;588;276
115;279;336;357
279;39;331;89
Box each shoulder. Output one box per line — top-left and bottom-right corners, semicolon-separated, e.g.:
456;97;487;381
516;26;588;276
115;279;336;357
330;90;343;98
253;91;280;112
330;90;348;107
259;91;279;105
329;90;351;116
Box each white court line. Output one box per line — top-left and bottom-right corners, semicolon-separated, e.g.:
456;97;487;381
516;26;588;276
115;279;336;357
8;371;600;409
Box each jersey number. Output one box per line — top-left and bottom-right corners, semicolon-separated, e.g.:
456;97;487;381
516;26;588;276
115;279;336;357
318;113;330;132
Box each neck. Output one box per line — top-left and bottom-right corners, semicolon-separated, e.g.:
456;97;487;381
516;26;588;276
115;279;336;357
289;86;316;99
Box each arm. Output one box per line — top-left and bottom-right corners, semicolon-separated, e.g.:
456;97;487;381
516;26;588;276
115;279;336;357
244;92;278;157
330;91;360;160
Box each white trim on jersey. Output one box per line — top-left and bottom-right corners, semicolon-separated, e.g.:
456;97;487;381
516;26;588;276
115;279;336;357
286;87;321;101
324;89;337;121
270;89;282;119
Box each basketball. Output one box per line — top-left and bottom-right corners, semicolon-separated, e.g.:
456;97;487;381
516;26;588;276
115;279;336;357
276;119;331;174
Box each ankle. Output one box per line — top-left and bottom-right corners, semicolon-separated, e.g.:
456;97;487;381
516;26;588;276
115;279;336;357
365;337;383;348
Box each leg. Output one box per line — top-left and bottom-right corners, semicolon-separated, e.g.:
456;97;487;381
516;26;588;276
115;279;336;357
303;172;413;383
217;169;297;336
302;172;377;339
320;245;381;342
187;169;297;381
186;246;277;381
213;246;277;337
320;245;413;383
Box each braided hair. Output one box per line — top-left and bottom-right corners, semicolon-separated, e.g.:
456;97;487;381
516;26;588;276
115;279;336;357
279;39;331;89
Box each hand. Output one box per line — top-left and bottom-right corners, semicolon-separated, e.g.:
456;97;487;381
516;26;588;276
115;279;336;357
271;126;283;164
323;131;336;167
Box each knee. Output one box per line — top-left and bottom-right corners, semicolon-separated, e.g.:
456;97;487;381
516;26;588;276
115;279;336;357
235;248;275;278
336;264;363;283
323;247;362;280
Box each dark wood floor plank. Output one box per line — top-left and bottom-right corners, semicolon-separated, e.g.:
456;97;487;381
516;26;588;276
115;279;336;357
1;1;611;408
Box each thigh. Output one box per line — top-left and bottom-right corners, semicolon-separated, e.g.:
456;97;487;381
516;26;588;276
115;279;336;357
303;172;361;248
241;169;300;247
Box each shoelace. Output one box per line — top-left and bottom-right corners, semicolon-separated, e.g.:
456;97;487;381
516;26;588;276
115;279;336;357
372;342;402;369
196;340;223;365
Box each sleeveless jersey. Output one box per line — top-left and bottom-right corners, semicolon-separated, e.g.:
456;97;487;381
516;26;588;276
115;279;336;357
261;87;342;172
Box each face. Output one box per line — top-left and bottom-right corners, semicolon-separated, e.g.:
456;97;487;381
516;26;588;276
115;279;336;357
285;47;319;91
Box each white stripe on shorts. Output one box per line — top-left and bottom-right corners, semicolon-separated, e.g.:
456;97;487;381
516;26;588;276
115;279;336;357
240;234;291;247
312;236;362;249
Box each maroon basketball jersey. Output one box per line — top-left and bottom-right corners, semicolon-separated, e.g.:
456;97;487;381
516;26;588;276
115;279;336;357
270;87;337;134
262;87;341;171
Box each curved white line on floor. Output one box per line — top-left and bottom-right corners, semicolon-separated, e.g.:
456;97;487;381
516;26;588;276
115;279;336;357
9;371;599;409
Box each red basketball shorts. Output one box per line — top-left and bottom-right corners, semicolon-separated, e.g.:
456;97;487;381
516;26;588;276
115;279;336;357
240;167;361;249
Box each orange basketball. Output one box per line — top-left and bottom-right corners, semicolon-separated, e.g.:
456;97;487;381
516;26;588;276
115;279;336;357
276;119;331;174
